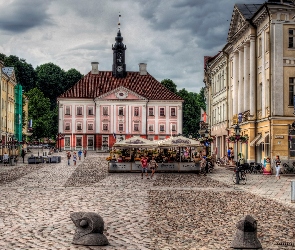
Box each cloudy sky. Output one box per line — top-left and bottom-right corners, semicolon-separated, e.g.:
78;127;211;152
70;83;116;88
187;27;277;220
0;0;266;93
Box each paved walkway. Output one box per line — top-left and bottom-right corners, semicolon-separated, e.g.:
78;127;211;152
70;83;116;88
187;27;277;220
1;152;295;249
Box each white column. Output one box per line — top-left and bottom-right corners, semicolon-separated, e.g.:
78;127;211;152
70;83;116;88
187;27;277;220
249;37;256;117
83;105;87;134
142;103;147;134
244;43;250;112
178;104;182;134
111;104;115;134
95;102;100;133
238;48;244;113
165;106;169;136
261;31;266;118
129;105;132;136
233;52;239;115
155;104;158;134
58;103;63;133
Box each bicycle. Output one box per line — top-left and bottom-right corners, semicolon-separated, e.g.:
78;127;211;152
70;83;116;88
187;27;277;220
282;163;295;174
232;169;247;185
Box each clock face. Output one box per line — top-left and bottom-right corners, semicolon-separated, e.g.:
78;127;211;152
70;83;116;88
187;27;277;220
117;66;123;72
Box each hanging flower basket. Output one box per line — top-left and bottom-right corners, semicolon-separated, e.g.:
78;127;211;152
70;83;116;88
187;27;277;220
227;135;237;143
239;136;249;144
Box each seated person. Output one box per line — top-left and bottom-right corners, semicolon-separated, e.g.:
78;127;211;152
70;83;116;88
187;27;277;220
117;155;123;162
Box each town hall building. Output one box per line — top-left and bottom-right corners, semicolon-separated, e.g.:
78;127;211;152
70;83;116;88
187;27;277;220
57;25;183;151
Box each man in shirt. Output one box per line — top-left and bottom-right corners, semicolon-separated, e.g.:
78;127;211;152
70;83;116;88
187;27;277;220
141;156;149;179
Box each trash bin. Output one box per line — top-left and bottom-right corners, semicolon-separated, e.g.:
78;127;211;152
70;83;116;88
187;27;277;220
291;180;295;203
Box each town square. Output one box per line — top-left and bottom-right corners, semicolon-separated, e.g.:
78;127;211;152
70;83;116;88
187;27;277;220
1;0;295;249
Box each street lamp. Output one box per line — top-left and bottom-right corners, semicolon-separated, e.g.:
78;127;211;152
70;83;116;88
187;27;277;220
234;124;241;162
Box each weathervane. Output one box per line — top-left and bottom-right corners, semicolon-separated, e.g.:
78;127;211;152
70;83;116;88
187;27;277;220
118;12;121;31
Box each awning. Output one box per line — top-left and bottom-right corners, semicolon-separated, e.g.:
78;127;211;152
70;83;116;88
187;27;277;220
256;133;269;146
250;134;262;147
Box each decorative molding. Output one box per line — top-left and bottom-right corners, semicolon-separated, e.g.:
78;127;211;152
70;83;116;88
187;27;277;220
283;58;295;66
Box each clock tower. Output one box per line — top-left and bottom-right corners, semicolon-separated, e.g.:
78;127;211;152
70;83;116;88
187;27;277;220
112;14;127;78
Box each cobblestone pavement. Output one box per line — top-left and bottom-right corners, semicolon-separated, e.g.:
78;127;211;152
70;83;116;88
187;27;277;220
1;153;295;249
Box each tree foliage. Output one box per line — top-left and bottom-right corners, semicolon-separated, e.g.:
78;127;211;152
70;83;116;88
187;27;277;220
161;79;178;94
25;88;55;139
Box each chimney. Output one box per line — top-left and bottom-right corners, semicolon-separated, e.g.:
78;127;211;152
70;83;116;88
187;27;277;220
91;62;99;74
139;63;147;75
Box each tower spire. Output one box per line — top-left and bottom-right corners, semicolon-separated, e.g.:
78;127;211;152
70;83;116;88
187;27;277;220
118;12;121;31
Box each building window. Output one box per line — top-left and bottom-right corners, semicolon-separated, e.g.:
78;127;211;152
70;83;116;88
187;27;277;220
77;123;82;131
290;129;295;157
265;32;269;52
118;107;124;116
65;106;71;115
76;137;82;147
159;125;165;132
119;123;124;131
170;108;176;117
289;29;295;48
134;107;139;116
289;78;295;106
102;136;108;147
88;123;93;130
148;136;154;141
87;137;93;147
103;107;108;116
159;108;165;117
134;123;139;131
171;124;176;131
103;124;108;131
65;137;70;147
148;124;154;131
76;107;83;116
258;37;262;57
149;107;154;116
88;107;94;115
65;123;70;131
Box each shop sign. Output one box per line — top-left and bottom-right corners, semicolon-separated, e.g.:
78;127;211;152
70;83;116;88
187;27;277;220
274;135;284;139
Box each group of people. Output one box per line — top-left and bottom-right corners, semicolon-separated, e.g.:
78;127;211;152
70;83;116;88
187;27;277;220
140;156;158;179
66;149;87;166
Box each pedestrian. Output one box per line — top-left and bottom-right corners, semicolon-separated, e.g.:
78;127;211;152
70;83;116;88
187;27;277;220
21;148;26;163
141;156;149;179
227;147;231;163
67;151;71;166
73;152;77;165
78;149;82;160
230;147;234;164
3;151;9;166
274;155;281;180
149;156;158;179
83;149;87;158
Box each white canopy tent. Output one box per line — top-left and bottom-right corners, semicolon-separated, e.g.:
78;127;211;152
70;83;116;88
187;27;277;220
157;135;201;148
113;136;158;148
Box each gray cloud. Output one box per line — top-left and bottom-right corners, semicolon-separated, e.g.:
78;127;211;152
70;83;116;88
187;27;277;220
0;0;53;33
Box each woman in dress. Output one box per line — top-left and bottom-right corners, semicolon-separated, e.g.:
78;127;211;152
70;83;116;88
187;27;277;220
274;155;281;180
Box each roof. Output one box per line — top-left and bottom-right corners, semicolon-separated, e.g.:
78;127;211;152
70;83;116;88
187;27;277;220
59;71;183;101
235;4;262;20
2;67;14;77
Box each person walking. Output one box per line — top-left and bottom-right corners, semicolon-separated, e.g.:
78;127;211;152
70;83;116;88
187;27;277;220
78;149;82;160
73;152;77;166
141;156;149;179
83;149;87;158
149;156;158;179
67;151;71;166
3;152;9;166
274;155;281;180
227;147;231;163
21;148;26;163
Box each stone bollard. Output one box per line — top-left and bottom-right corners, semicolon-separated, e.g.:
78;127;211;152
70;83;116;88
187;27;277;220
70;212;109;246
231;215;262;249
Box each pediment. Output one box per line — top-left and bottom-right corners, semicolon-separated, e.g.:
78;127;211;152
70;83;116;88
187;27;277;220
227;6;247;42
95;86;147;101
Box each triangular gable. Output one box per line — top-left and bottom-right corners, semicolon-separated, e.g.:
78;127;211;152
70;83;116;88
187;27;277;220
227;6;247;42
96;86;147;101
2;67;16;82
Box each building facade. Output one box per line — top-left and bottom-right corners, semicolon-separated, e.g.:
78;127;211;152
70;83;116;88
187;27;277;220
204;0;295;163
57;28;183;151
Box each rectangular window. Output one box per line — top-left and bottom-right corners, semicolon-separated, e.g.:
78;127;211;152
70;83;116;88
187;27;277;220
88;107;94;115
65;106;71;115
289;78;295;106
65;123;70;131
289;29;295;48
134;123;139;131
148;107;154;116
88;137;94;147
77;107;82;116
65;137;70;147
170;108;176;117
160;125;165;132
134;107;139;116
119;123;124;131
102;136;108;145
258;37;262;57
76;137;82;147
149;125;154;131
290;130;295;157
77;123;82;131
103;124;108;131
257;83;262;110
88;123;93;130
103;107;108;116
159;107;165;117
265;32;269;52
118;107;124;116
172;124;176;131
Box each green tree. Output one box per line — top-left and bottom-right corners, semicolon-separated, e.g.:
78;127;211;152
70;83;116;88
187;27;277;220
161;79;178;94
2;55;36;92
64;68;83;91
25;88;54;139
35;63;66;108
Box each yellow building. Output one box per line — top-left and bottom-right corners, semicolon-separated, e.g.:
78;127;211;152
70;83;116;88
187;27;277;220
204;0;295;164
0;62;17;144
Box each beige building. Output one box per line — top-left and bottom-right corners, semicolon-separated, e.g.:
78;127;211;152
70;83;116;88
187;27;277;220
204;0;295;163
